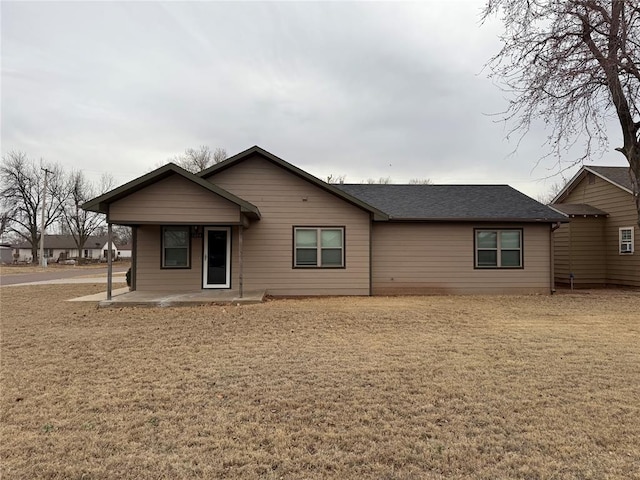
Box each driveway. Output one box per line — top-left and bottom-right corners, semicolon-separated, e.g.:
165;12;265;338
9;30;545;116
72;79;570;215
0;265;129;286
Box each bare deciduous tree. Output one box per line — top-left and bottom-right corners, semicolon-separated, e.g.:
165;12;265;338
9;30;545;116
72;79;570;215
326;175;432;185
59;171;113;263
0;151;67;263
169;146;227;173
408;178;433;185
0;206;15;241
364;177;392;184
326;174;346;184
536;181;566;205
112;224;132;246
483;0;640;225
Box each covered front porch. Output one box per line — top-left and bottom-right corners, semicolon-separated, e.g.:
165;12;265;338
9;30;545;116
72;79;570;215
81;163;262;302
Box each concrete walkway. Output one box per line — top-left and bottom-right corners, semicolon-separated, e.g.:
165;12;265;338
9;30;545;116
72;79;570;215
4;269;265;306
86;289;266;307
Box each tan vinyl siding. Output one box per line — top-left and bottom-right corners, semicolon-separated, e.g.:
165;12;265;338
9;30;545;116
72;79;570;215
206;155;370;295
372;223;551;295
135;225;203;292
553;218;606;285
109;174;240;224
561;175;639;286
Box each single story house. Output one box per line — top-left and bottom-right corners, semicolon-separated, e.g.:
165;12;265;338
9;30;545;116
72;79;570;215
14;235;120;263
550;165;639;287
117;243;133;259
83;146;566;297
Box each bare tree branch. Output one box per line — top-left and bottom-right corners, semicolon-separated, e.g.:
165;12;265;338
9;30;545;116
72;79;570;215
168;146;227;173
57;170;110;264
483;0;640;225
0;152;67;262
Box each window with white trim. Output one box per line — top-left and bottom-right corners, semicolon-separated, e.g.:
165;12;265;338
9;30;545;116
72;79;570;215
294;227;344;268
475;229;522;268
162;226;190;268
619;227;634;254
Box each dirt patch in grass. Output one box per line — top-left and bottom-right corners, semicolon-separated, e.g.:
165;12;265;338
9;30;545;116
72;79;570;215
1;287;639;479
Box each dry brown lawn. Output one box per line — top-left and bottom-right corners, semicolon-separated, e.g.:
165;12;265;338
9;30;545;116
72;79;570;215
0;263;128;276
1;286;639;479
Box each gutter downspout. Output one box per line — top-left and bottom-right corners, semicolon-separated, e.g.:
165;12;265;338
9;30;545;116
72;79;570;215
131;226;137;291
369;215;373;296
550;222;561;294
239;224;243;298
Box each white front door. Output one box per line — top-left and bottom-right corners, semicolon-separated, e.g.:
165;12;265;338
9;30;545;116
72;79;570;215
203;227;231;288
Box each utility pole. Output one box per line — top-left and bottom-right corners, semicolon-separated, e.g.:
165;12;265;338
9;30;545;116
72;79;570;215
40;167;52;267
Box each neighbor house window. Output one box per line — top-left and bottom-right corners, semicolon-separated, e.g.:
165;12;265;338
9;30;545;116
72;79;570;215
162;226;190;268
294;227;344;268
475;229;522;268
619;227;634;254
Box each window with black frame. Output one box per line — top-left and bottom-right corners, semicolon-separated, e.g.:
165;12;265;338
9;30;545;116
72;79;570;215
162;226;190;268
294;227;344;268
475;229;522;268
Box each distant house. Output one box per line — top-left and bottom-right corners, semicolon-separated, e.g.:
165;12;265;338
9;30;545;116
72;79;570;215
0;244;13;264
83;146;565;296
551;166;639;287
117;243;132;259
13;235;119;263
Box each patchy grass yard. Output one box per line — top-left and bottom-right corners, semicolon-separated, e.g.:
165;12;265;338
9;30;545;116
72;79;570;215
1;286;639;479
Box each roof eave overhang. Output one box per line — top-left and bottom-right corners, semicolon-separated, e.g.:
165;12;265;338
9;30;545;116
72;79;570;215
548;204;609;217
241;208;261;221
381;217;569;223
546;205;571;217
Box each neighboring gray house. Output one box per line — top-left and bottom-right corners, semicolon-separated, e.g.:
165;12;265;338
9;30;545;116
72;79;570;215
83;146;565;296
0;244;13;264
14;235;120;263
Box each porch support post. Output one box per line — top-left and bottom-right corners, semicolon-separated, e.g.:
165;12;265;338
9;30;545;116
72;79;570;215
131;226;137;291
239;224;244;298
107;223;113;301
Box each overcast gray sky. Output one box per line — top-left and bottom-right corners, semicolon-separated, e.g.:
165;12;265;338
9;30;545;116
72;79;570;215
1;1;628;198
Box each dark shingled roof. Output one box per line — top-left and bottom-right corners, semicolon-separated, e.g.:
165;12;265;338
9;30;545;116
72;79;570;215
336;184;566;222
587;166;634;191
550;203;608;216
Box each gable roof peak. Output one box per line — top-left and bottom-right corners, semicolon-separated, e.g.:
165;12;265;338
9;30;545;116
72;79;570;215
552;164;633;203
82;161;261;218
199;146;389;220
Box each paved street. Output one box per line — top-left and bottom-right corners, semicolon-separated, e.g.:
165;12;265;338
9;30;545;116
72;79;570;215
0;265;129;286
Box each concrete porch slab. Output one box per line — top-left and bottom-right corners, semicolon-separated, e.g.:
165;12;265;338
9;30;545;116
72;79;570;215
68;286;130;302
81;288;267;307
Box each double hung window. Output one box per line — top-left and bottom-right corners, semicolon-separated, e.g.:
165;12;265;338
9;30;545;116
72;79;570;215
475;229;522;268
294;227;344;268
162;226;190;268
619;227;634;254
